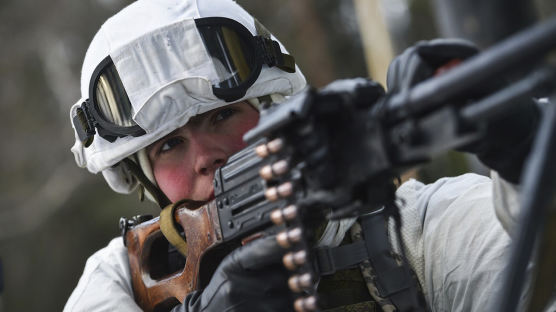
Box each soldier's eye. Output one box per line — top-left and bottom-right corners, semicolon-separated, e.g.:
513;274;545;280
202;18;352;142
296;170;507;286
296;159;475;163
213;108;236;123
160;136;184;153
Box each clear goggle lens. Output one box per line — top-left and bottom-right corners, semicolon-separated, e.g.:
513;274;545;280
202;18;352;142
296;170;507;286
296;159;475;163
95;64;136;128
198;24;256;89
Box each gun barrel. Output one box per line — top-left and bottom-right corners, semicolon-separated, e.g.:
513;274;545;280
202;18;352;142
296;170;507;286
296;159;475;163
386;16;556;123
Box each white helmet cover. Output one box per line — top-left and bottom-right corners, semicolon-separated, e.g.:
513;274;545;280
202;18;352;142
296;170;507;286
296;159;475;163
70;0;306;193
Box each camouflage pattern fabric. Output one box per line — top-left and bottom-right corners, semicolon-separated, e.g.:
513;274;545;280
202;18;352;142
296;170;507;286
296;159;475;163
315;221;379;311
323;300;379;312
318;267;379;311
349;221;426;312
314;217;424;311
349;222;398;312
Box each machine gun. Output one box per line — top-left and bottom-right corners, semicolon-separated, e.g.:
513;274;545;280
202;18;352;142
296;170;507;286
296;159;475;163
119;16;556;312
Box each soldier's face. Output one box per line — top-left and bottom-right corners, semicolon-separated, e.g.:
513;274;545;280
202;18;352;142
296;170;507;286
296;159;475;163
147;102;259;203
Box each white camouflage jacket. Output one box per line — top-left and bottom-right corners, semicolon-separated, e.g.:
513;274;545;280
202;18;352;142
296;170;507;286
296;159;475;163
63;173;555;311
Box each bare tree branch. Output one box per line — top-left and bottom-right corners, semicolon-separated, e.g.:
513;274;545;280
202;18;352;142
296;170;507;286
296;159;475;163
0;161;87;240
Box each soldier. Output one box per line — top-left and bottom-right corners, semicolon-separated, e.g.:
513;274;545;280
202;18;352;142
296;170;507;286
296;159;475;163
64;0;549;311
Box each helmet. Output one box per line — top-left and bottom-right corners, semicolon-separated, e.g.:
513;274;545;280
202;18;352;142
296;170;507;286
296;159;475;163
70;0;306;199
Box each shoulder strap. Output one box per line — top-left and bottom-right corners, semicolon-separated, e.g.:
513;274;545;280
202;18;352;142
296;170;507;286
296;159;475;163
315;210;428;312
356;211;428;312
159;200;188;257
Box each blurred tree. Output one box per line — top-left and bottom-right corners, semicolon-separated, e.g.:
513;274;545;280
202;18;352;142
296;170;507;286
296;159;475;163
0;0;152;311
537;0;556;19
432;0;537;48
238;0;367;87
0;1;554;311
352;0;395;85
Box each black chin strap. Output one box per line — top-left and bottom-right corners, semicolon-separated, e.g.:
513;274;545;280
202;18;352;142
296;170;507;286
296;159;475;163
121;158;171;208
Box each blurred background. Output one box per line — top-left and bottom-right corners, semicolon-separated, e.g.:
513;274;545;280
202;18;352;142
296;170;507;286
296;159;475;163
1;0;555;310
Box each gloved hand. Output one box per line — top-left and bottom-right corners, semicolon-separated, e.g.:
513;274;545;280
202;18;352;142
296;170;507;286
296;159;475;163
386;38;479;94
170;235;294;312
387;39;539;184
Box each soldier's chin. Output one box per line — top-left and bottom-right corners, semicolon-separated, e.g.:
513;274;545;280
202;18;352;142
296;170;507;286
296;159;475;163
191;190;214;202
208;191;215;201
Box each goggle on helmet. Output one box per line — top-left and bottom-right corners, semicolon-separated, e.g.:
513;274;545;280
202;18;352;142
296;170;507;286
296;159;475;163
72;17;296;148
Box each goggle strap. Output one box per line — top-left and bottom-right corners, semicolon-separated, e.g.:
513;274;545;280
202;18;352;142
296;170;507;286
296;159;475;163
256;36;296;73
254;19;296;73
278;54;296;73
73;103;96;147
96;127;119;143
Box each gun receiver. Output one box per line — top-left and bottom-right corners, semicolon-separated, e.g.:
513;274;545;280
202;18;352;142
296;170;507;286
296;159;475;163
123;140;291;312
122;16;556;312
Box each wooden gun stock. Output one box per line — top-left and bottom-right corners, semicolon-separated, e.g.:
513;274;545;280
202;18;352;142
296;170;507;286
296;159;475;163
124;139;280;311
125;202;223;312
